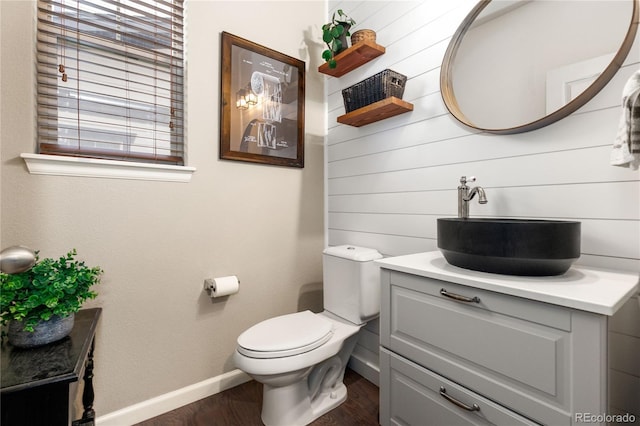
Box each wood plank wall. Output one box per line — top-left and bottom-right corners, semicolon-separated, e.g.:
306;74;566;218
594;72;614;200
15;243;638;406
325;0;640;414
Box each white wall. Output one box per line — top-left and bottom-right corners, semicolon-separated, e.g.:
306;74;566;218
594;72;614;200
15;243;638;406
1;0;326;417
327;0;639;271
326;0;640;413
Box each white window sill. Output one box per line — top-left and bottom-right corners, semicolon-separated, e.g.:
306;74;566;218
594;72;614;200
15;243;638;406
21;153;196;183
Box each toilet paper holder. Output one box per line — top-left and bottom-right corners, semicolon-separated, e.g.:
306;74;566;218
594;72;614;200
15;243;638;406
203;276;240;298
203;279;215;293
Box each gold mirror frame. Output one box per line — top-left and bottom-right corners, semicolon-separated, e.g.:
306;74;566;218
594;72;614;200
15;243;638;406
440;0;639;135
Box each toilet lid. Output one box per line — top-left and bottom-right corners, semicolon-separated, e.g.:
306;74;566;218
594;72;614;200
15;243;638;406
237;311;334;359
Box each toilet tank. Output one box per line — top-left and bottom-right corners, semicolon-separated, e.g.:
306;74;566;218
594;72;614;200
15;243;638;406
322;245;383;325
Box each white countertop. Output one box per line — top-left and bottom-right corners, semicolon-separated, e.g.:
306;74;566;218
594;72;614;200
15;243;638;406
376;251;640;316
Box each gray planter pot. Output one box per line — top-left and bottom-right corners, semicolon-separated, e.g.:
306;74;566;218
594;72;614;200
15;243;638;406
8;313;75;348
336;23;351;54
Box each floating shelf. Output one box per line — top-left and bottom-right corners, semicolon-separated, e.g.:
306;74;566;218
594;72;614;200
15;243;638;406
318;40;386;77
337;97;414;127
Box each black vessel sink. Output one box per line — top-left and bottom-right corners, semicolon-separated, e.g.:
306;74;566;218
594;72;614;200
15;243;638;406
437;218;581;276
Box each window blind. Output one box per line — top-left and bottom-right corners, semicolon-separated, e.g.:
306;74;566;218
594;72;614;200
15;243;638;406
36;0;184;165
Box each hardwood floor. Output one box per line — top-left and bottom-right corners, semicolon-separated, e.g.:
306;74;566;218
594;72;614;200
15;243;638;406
135;368;379;426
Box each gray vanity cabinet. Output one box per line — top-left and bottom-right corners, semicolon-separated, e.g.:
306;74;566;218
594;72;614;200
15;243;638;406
379;269;609;426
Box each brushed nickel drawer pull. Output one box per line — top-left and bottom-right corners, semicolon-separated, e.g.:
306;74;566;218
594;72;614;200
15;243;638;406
439;386;480;412
440;288;480;303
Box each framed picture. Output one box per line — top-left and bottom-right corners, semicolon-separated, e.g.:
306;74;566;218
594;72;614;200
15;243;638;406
220;32;305;168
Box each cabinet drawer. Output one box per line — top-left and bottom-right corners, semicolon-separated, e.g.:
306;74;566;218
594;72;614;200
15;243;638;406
380;347;539;426
386;271;572;331
380;271;573;425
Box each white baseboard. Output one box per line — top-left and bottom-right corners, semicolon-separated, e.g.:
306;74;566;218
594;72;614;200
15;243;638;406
96;369;251;426
348;348;380;387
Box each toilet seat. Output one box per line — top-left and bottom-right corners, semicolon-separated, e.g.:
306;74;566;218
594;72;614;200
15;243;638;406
237;311;334;359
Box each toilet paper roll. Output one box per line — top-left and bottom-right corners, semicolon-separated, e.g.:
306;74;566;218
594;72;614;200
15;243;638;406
208;276;239;298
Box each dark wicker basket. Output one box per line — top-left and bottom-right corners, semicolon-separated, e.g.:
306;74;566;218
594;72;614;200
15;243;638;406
342;69;407;113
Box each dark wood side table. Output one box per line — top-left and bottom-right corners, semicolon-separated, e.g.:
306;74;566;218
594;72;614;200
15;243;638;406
1;308;101;426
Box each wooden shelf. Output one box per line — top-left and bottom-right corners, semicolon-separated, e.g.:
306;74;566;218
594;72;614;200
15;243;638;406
337;97;413;127
318;40;385;77
320;41;412;126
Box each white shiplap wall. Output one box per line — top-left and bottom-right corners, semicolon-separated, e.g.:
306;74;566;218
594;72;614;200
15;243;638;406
325;0;640;414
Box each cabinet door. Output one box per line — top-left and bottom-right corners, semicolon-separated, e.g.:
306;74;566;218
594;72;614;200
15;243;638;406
380;348;539;426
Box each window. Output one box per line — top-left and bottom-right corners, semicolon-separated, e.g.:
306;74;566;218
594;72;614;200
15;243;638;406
36;0;185;165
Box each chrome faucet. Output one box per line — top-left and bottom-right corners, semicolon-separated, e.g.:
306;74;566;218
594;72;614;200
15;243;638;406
458;176;488;218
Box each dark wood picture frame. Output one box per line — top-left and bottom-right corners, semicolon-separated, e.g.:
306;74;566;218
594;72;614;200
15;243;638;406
220;32;305;168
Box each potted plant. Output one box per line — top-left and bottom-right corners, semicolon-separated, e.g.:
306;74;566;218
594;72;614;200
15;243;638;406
322;9;356;69
0;248;102;347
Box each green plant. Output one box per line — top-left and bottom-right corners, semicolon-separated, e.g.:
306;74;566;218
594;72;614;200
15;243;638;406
0;249;102;332
322;9;356;69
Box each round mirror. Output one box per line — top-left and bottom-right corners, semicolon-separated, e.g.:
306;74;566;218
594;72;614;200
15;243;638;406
441;0;639;134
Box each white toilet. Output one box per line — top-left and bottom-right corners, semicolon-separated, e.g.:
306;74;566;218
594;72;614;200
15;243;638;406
233;245;382;426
